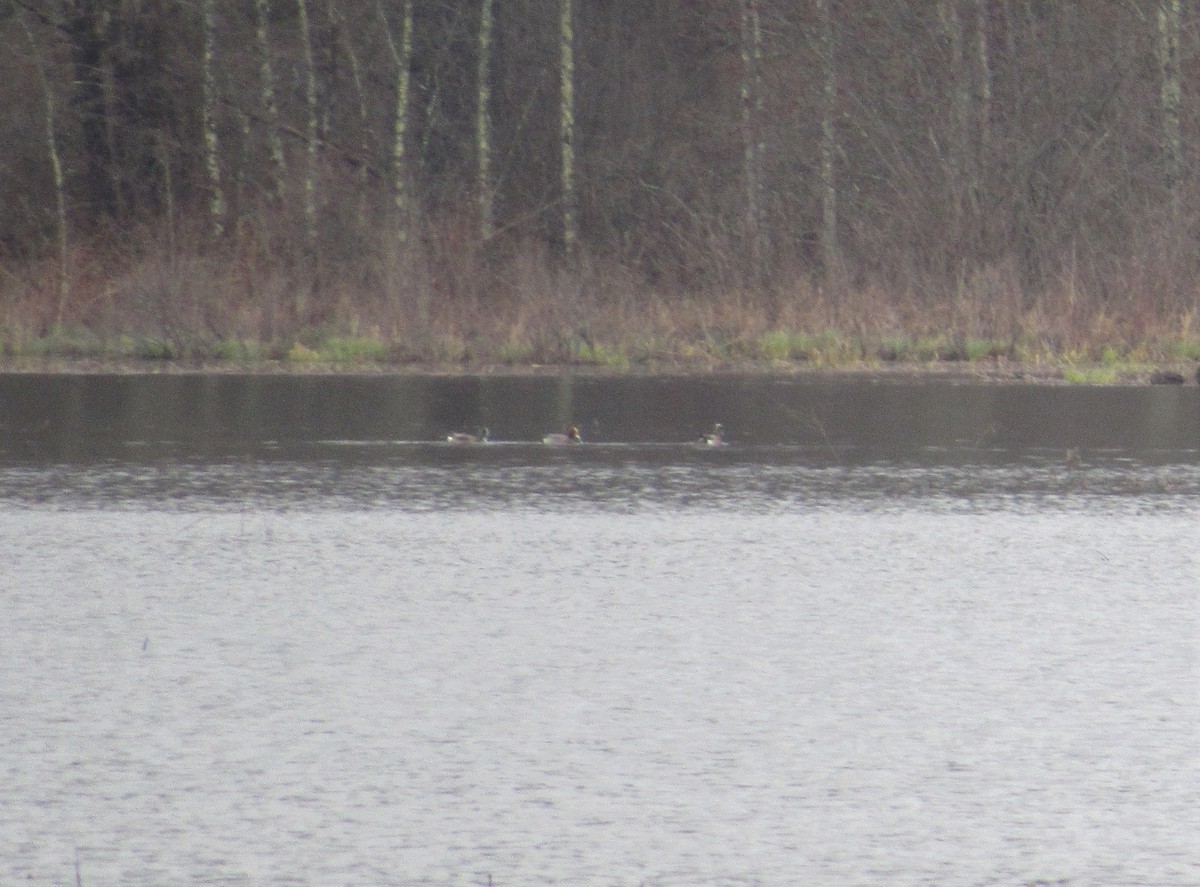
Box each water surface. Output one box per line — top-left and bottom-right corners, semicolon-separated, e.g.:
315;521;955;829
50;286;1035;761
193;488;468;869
1;374;1196;886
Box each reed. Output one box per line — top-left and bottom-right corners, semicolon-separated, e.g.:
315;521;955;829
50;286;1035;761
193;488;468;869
1;208;1196;379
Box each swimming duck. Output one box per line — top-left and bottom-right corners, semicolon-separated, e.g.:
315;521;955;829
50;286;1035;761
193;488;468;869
446;427;489;444
543;425;582;445
699;423;727;446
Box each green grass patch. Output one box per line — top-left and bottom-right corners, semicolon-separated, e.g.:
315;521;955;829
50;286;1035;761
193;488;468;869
495;340;536;365
2;313;1187;380
116;336;176;360
210;338;268;362
324;335;390;363
757;329;858;363
282;334;390;364
877;335;1011;363
1062;363;1119;384
1164;338;1200;361
286;341;323;363
879;335;942;361
573;341;630;370
756;330;798;360
8;325;104;358
963;337;1010;361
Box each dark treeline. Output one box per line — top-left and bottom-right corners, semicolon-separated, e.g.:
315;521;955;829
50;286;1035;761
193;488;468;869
2;0;1197;357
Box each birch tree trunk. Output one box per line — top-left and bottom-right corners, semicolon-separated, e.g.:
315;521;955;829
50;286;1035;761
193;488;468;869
19;11;70;319
971;0;992;257
1157;0;1183;226
739;0;767;283
559;0;578;259
973;0;991;163
296;0;320;261
200;0;225;240
379;0;414;235
476;0;495;242
816;0;839;279
253;0;286;202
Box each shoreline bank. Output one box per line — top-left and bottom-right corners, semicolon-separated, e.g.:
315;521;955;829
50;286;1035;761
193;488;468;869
1;355;1196;385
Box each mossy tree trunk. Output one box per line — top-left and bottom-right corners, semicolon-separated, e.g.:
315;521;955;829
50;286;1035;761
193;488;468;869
200;0;225;240
380;0;415;238
296;0;320;264
816;0;839;281
253;0;286;203
971;0;992;261
1157;0;1183;227
739;0;767;284
19;10;70;319
559;0;577;260
476;0;495;242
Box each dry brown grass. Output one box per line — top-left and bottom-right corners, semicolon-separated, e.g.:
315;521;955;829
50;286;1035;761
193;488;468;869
1;205;1197;374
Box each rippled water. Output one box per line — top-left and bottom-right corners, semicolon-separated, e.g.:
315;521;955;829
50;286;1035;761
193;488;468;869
2;374;1197;886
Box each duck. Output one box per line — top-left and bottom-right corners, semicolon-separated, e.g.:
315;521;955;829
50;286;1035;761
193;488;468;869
543;425;582;445
699;423;727;447
446;426;489;444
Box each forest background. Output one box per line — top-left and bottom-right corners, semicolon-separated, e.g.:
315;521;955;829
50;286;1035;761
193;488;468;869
3;0;1199;374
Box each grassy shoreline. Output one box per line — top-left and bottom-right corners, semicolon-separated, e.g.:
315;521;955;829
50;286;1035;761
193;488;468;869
4;254;1198;384
1;340;1196;385
6;217;1199;386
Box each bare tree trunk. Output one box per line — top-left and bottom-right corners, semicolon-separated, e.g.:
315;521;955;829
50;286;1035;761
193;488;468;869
939;0;971;249
476;0;495;242
559;0;578;259
330;6;370;196
1157;0;1183;226
157;129;176;260
296;0;320;261
974;0;991;162
739;0;767;283
816;0;839;280
253;0;286;202
972;0;992;259
1000;0;1017;58
315;2;336;144
19;11;70;319
63;0;118;219
379;0;414;235
200;0;225;240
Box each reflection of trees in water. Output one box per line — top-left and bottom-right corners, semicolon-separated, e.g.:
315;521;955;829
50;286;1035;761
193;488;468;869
2;377;1196;460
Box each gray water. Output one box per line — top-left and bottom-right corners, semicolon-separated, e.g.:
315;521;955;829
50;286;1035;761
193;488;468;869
1;374;1197;886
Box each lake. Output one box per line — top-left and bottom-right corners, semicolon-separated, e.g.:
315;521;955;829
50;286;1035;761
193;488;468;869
1;372;1197;886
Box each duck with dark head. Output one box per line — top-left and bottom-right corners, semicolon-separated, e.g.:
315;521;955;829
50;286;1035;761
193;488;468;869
543;425;582;445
